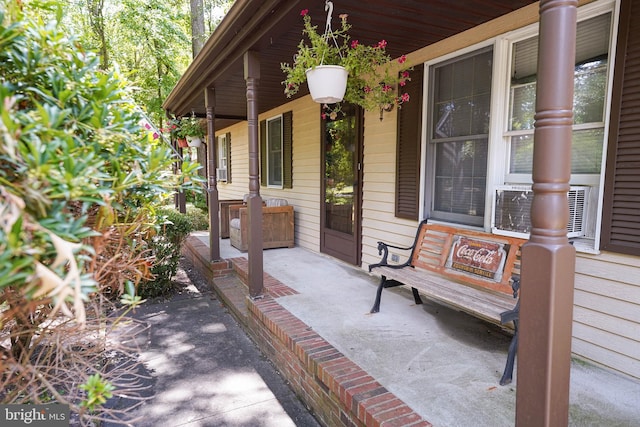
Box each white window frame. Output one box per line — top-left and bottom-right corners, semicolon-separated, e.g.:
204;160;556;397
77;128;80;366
266;115;284;188
216;134;228;182
419;0;618;254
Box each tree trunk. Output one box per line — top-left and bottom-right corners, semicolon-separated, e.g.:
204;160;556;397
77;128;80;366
190;0;205;58
86;0;109;70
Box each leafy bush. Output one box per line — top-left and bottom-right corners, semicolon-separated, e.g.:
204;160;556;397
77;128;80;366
186;205;210;231
138;208;195;298
185;186;208;211
0;2;203;422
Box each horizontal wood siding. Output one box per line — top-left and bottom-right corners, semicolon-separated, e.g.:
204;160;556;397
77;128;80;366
573;252;640;379
280;98;321;251
362;105;420;268
216;97;321;252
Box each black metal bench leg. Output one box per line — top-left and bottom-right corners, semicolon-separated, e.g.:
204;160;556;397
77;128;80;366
370;277;406;313
500;319;518;386
370;276;387;313
411;287;423;305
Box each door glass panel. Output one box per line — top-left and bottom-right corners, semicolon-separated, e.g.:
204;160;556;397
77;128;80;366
325;107;356;235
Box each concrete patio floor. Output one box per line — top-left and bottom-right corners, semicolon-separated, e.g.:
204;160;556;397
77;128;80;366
190;231;640;427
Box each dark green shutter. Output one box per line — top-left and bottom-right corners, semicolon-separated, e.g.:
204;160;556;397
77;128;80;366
283;111;293;189
601;0;640;255
395;66;423;220
260;119;267;186
225;132;232;184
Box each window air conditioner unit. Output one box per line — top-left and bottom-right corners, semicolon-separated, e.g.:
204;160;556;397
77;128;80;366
216;168;227;182
492;185;589;239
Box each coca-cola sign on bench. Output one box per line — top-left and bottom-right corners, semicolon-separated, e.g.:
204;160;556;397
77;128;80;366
445;236;508;282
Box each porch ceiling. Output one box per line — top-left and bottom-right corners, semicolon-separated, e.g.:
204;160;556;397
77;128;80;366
163;0;537;129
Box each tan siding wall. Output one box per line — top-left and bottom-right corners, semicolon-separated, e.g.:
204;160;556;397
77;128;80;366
573;252;640;379
361;108;418;268
215;97;322;252
218;122;248;200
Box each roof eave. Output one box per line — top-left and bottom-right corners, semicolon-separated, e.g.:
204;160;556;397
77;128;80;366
163;0;301;116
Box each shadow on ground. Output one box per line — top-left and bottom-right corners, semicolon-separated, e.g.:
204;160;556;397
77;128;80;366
105;258;320;427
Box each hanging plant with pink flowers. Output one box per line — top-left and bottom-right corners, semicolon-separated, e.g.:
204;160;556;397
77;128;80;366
281;2;411;119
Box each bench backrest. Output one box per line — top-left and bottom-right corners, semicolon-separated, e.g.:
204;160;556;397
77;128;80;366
410;222;526;295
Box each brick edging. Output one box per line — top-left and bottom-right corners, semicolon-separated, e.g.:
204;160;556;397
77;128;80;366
246;296;430;427
182;236;430;427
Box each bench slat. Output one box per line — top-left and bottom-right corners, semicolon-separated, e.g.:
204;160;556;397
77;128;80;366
376;266;516;325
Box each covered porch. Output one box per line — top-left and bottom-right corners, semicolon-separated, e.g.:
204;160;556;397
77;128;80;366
182;232;640;426
164;0;611;424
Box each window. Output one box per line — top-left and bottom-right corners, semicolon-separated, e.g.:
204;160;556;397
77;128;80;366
420;4;613;252
506;13;611;182
426;47;493;226
260;111;293;189
266;116;283;187
501;11;612;249
216;133;230;182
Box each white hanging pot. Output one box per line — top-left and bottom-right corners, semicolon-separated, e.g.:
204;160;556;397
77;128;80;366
305;65;348;104
186;136;202;147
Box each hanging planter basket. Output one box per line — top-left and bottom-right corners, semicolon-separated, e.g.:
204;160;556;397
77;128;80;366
177;137;189;148
305;65;348;104
186;136;202;148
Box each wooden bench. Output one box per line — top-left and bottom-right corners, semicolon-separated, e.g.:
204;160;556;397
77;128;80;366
368;220;525;385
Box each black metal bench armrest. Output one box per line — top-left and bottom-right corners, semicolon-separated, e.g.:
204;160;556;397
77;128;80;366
510;276;520;298
368;219;428;272
500;300;519;324
368;241;414;271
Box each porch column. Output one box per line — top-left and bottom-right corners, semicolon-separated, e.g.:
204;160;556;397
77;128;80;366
175;145;186;214
516;1;577;426
244;50;264;298
205;87;221;261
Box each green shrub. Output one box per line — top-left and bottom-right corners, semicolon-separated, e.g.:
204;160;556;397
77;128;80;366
185;205;209;231
0;0;204;309
186;187;208;211
0;4;203;421
138;208;194;298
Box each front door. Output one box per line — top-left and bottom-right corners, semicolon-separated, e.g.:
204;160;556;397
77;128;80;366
320;105;363;265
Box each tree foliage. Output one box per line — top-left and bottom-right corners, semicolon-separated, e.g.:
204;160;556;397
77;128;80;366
56;0;233;126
